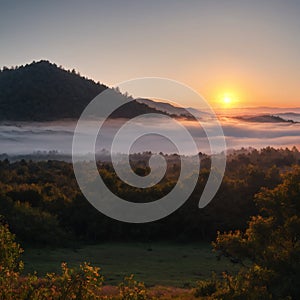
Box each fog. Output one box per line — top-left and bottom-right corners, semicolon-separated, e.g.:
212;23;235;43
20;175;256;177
1;109;300;156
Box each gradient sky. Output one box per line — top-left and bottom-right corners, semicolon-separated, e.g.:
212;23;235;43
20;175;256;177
0;0;299;108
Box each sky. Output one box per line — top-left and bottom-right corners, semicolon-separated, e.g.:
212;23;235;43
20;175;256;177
0;0;300;108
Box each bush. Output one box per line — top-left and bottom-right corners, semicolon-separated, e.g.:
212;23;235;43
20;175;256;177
0;219;104;299
194;273;217;297
0;218;23;272
119;274;149;300
207;166;300;299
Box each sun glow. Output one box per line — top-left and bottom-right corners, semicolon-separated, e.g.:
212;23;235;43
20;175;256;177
223;96;232;105
220;93;235;108
209;87;243;108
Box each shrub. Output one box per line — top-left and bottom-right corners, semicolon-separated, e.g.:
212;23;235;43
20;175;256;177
194;273;217;297
0;218;104;299
119;274;149;300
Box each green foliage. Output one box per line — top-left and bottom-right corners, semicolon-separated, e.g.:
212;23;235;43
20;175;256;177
0;219;23;272
0;262;104;300
119;275;149;300
0;147;299;245
38;262;104;299
206;166;300;299
1;149;300;297
0;220;104;299
194;273;217;297
209;267;273;300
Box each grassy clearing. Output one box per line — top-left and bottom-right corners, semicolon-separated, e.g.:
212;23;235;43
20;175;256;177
22;242;240;287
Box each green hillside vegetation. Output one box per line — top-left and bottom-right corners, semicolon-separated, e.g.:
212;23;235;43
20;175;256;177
0;147;299;245
0;147;299;298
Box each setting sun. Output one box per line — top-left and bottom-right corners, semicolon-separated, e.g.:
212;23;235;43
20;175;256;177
220;93;236;108
223;96;232;105
210;87;242;108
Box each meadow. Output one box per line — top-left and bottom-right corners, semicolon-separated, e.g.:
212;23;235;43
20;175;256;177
22;242;240;287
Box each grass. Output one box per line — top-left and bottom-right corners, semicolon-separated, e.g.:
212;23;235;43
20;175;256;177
22;242;240;287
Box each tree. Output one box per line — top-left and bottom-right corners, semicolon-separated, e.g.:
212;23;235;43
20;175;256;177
0;216;23;273
0;217;104;299
203;166;300;299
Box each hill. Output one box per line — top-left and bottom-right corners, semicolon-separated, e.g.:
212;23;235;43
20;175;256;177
234;114;298;123
137;98;211;120
275;112;300;123
0;61;168;121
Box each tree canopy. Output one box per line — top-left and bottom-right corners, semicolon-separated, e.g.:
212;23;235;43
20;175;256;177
196;165;300;299
0;61;166;121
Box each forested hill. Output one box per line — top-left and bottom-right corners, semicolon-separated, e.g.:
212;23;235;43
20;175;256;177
0;60;165;121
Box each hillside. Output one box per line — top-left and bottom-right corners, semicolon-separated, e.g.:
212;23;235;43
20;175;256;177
137;98;194;118
234;114;298;123
137;98;210;119
0;61;167;121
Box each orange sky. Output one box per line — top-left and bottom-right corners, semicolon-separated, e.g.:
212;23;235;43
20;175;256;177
1;1;299;108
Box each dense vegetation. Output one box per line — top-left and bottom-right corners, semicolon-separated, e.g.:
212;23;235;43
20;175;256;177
0;220;149;299
0;146;299;298
0;61;167;121
0;146;299;246
195;165;300;299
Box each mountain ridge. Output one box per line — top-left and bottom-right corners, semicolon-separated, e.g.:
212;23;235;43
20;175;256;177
0;60;175;121
234;114;298;124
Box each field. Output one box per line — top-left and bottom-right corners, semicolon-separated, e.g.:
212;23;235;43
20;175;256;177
22;242;240;287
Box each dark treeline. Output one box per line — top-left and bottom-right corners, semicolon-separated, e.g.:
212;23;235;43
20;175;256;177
0;146;299;246
0;60;174;121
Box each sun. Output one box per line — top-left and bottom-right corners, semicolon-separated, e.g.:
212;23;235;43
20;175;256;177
213;88;242;108
223;96;232;105
221;94;234;108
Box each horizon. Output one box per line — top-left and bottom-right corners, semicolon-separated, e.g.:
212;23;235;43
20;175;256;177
2;59;300;110
1;1;299;108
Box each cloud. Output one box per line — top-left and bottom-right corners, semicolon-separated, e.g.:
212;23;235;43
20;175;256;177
0;116;300;155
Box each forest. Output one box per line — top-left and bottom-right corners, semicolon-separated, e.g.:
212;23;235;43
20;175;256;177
0;146;300;298
0;61;179;121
